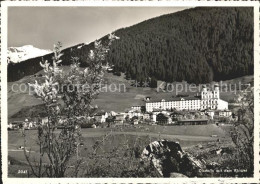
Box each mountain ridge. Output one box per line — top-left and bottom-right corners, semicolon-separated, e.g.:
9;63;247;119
8;7;253;83
8;45;51;64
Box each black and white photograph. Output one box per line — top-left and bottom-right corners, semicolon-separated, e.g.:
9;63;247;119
1;1;259;183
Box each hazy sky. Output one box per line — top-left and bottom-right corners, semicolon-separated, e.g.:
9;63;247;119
8;6;188;50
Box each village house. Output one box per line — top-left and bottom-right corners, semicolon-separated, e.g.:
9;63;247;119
204;109;232;119
156;113;172;125
118;112;127;118
216;110;232;117
161;110;171;115
94;111;108;123
131;105;142;111
41;117;48;125
205;110;215;119
151;113;157;122
114;114;125;124
132;118;139;125
170;111;185;121
110;111;117;116
23;119;34;129
143;113;150;120
127;111;142;118
7;124;12;130
8;121;23;130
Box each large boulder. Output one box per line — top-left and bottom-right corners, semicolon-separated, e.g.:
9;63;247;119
141;140;206;177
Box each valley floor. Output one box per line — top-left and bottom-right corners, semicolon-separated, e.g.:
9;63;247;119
8;124;237;178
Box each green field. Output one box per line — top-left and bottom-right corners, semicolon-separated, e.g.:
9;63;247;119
8;67;253;119
8;124;232;177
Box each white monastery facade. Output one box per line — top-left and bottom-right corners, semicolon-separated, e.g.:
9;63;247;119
146;85;228;112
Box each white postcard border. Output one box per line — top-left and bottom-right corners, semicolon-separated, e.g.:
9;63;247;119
1;1;259;183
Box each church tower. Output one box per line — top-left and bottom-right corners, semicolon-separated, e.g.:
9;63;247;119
201;85;207;99
213;84;220;99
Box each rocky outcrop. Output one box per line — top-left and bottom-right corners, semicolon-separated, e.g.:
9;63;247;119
141;140;207;177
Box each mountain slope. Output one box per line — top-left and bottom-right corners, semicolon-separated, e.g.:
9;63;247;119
108;7;253;84
8;7;253;83
8;45;51;63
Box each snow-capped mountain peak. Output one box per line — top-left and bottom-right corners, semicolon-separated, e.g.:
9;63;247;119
8;45;52;63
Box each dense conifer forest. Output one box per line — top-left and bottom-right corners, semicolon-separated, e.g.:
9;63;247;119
8;7;253;83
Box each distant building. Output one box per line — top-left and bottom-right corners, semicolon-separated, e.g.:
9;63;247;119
215;110;232;117
110;111;117;116
23;120;34;129
131;105;142;111
114;114;125;124
131;105;145;112
94;112;108;123
201;84;228;110
133;119;139;125
151;113;157;122
118;112;127;118
128;111;142;118
170;111;185;121
156;113;172;125
7;124;13;129
8;121;23;129
41;117;48;125
146;97;201;112
143;113;150;120
146;84;228;112
204;109;232;119
156;113;168;125
205;110;215;120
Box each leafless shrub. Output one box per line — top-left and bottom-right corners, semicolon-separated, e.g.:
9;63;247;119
23;34;117;177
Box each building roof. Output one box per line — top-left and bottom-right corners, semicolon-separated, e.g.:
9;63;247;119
219;98;228;103
94;111;107;116
12;121;24;124
178;119;208;122
215;109;232;112
115;115;125;121
170;111;186;115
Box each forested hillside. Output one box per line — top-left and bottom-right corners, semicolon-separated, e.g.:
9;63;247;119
8;7;253;83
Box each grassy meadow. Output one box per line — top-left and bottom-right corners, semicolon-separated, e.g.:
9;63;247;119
8;124;233;177
8;67;253;119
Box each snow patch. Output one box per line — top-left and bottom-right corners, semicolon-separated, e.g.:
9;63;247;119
8;45;52;63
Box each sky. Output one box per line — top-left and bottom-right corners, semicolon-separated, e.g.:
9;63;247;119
8;6;188;50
